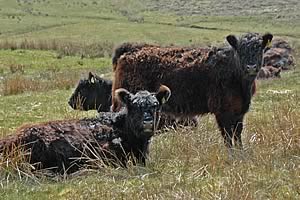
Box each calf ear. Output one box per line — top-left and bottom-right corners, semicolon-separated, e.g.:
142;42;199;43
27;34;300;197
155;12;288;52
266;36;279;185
262;33;273;49
88;72;95;84
226;35;239;50
115;88;132;105
156;85;171;105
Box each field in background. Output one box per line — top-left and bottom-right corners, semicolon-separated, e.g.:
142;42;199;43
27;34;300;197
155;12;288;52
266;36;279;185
0;0;299;199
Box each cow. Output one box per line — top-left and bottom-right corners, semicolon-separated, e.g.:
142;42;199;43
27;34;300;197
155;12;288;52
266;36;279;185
263;38;295;70
69;71;197;129
0;86;171;173
112;32;273;150
112;43;199;128
68;72;112;112
257;65;281;79
263;47;295;70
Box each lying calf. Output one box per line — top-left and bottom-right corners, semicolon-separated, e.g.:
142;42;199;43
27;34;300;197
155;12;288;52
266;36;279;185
0;86;171;173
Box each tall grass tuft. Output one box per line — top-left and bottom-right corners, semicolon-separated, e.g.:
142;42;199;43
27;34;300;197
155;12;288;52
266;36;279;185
2;74;37;96
0;144;38;183
2;72;79;96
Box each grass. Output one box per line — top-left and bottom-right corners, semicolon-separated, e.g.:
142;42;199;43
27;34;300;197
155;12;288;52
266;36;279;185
0;0;300;199
1;0;300;48
0;49;112;96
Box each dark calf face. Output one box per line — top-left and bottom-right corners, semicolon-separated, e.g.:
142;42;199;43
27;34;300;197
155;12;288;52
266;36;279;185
68;72;112;111
115;85;171;136
227;33;273;77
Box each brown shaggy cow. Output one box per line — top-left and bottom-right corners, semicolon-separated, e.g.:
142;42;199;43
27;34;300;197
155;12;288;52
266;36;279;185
112;43;158;71
112;43;199;128
0;86;171;173
112;33;273;149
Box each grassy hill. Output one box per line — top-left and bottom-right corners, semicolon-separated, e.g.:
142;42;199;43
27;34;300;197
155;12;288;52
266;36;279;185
0;0;299;46
0;0;299;199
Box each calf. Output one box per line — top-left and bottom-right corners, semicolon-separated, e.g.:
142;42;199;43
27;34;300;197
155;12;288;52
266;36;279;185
68;72;112;112
0;86;171;173
112;33;273;149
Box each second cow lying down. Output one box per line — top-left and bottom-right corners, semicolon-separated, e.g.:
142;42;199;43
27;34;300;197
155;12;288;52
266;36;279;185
0;86;171;173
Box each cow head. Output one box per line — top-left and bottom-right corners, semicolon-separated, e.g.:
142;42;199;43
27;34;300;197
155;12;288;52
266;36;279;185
68;72;112;112
114;85;171;137
227;33;273;78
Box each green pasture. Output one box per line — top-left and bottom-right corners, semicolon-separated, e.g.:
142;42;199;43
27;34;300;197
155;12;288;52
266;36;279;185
0;0;299;199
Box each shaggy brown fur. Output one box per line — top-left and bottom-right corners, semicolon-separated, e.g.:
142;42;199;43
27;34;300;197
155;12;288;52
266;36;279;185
263;47;295;70
112;43;199;128
257;65;281;79
0;86;171;173
112;33;273;149
112;43;158;71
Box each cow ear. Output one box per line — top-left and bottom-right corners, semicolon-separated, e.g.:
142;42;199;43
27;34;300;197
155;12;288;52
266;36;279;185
156;85;171;105
88;72;95;84
226;35;239;50
262;33;273;49
115;88;132;105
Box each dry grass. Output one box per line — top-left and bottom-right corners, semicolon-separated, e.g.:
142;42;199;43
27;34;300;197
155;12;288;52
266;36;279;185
1;72;79;96
0;39;114;58
0;144;39;184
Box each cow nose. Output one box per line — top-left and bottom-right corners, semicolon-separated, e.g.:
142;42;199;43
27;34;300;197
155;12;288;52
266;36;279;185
143;112;153;122
246;64;256;70
143;111;154;133
246;64;257;74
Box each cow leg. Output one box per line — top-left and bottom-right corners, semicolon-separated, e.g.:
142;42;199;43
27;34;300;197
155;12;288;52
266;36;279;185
232;115;244;149
216;113;244;150
215;113;234;149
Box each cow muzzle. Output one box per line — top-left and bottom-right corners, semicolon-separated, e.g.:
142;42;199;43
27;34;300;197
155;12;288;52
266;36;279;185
246;64;258;76
143;111;155;133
